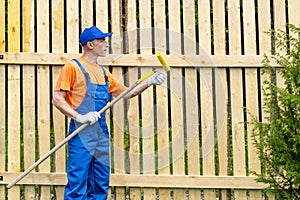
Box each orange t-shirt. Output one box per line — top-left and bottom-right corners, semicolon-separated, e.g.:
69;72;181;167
55;56;126;109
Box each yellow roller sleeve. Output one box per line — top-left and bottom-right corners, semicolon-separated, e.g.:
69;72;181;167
156;52;170;72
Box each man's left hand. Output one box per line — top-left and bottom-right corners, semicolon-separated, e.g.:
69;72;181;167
147;71;167;86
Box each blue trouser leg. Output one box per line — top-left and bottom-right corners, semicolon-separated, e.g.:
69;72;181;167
64;134;93;200
64;122;110;200
93;145;110;199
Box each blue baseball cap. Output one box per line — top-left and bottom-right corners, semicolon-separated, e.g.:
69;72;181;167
79;26;113;46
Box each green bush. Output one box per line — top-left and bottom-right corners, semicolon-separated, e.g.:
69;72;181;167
251;24;300;199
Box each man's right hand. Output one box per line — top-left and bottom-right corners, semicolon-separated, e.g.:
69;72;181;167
75;112;100;125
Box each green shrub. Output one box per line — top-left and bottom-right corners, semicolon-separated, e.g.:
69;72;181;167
251;24;300;199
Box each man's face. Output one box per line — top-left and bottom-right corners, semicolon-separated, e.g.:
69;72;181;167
90;38;109;57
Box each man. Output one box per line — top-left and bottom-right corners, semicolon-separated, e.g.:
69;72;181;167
52;26;167;200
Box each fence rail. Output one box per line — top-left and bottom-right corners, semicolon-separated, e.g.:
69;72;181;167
0;53;276;66
1;172;266;189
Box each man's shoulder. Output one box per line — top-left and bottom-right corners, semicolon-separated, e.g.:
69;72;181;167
63;59;81;71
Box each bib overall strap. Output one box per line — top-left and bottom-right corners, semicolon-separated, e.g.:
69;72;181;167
72;59;91;83
100;65;109;85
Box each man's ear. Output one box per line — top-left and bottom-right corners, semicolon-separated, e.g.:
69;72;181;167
86;41;94;49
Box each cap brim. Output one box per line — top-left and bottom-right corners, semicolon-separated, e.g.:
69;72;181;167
98;32;113;39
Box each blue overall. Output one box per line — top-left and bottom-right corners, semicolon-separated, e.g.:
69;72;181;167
64;59;110;200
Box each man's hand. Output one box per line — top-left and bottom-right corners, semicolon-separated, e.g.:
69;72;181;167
75;112;100;125
147;71;167;86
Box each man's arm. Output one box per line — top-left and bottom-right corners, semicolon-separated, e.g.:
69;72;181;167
52;90;100;125
52;90;78;119
123;71;167;99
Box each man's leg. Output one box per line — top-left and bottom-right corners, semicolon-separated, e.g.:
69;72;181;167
91;138;110;200
64;134;93;200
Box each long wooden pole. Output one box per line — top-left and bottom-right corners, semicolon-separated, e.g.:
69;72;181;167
7;70;155;189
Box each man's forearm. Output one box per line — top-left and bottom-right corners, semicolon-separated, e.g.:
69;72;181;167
123;80;149;99
52;91;78;119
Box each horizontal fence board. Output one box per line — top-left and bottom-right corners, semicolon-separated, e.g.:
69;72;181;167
0;172;267;189
0;52;279;66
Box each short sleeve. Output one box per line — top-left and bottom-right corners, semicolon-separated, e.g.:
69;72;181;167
55;62;77;91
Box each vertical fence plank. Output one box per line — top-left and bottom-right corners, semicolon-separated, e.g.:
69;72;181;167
168;0;181;55
37;0;51;198
113;67;126;199
199;0;216;198
288;0;300;26
245;68;261;199
183;0;201;199
168;0;186;199
0;66;4;199
154;1;170;199
139;0;152;53
274;0;286;31
243;0;257;55
258;3;272;198
0;0;5;198
66;0;79;53
213;0;226;55
81;0;93;29
126;0;138;54
7;0;21;198
139;0;156;199
128;67;141;200
228;0;242;55
95;0;109;31
154;0;166;51
52;0;66;199
0;0;4;49
7;67;21;200
230;69;247;199
110;1;126;199
243;0;262;199
257;0;271;55
156;79;169;200
185;68;201;199
213;0;230;199
22;0;36;199
22;0;35;53
141;67;156;200
228;0;246;198
170;68;185;200
126;0;141;199
111;0;122;53
37;46;51;197
215;69;229;200
23;66;36;200
52;66;66;200
200;68;216;200
198;0;211;54
183;0;196;54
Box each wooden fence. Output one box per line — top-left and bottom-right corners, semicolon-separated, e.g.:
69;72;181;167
0;0;299;199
